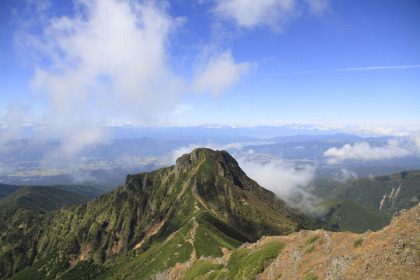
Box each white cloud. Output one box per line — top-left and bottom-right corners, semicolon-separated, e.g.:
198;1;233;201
192;51;251;96
334;168;358;183
29;0;182;123
323;140;412;164
13;0;190;174
213;0;297;30
238;157;319;213
238;158;315;198
344;125;412;137
13;0;254;166
212;0;329;30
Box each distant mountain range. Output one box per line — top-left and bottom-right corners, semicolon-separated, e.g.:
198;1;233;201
2;132;418;188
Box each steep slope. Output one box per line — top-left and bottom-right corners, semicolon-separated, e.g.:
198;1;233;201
317;199;392;233
313;170;420;215
156;203;420;279
1;148;319;280
0;184;21;200
0;186;90;212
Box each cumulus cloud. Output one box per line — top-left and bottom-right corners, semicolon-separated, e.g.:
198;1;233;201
192;51;251;96
323;140;412;164
29;0;182;123
212;0;329;30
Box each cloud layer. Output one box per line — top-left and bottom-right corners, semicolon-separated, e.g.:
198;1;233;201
324;140;412;164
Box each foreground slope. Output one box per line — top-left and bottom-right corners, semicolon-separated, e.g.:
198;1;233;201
155;203;420;280
1;148;319;279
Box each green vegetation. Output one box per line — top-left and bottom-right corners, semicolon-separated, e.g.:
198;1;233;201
226;241;285;279
0;184;22;200
354;238;364;248
305;235;319;245
304;272;318;280
313;171;420;215
183;260;224;280
194;218;242;258
306;245;315;253
317;199;392;233
0;186;90;212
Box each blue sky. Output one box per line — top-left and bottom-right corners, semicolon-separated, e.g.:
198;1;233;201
0;0;419;137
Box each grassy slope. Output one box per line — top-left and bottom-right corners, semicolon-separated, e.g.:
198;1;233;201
0;186;90;212
95;216;243;280
179;240;286;280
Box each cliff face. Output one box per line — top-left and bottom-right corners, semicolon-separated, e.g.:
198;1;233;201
156;203;420;279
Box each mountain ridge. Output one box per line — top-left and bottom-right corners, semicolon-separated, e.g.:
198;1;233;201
1;148;319;280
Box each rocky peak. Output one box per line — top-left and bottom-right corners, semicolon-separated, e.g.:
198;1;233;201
174;148;241;176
